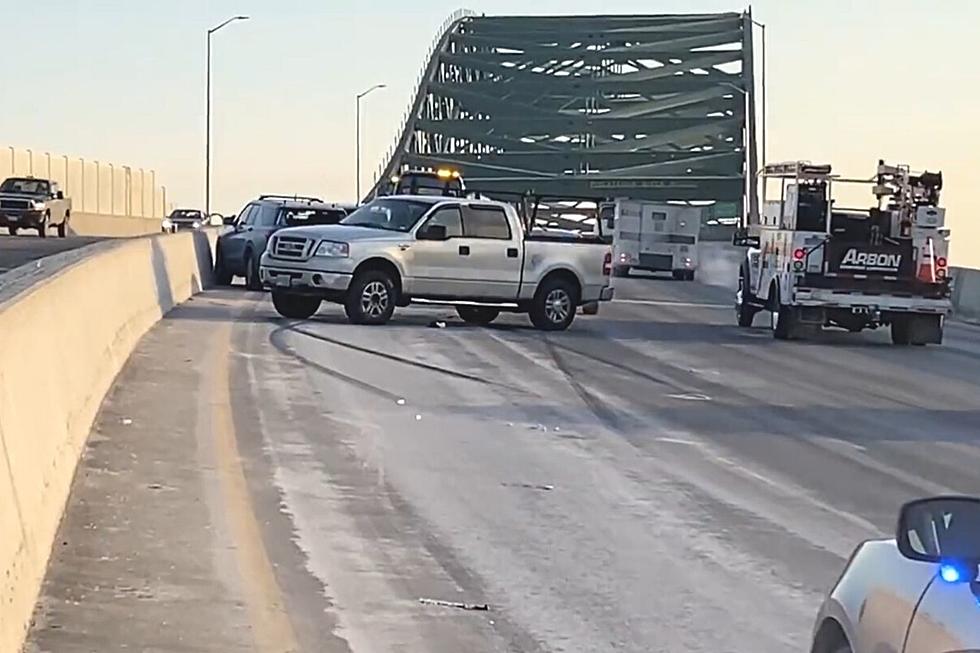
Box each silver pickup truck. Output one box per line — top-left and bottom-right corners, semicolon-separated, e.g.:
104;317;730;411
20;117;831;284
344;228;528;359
259;195;613;330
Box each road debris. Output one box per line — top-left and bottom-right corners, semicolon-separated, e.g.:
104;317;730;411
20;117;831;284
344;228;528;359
121;418;133;426
415;414;423;421
502;482;555;491
418;597;489;611
396;398;406;405
666;392;712;402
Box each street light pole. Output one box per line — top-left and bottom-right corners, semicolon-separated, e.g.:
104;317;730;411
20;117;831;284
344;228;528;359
355;84;386;203
753;19;767;171
206;15;249;217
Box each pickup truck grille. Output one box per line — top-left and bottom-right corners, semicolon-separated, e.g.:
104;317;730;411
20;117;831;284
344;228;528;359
272;235;312;260
0;199;31;210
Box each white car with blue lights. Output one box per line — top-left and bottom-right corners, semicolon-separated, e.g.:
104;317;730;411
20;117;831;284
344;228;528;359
811;496;980;653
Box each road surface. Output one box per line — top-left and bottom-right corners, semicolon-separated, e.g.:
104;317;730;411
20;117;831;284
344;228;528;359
27;265;980;652
0;234;104;274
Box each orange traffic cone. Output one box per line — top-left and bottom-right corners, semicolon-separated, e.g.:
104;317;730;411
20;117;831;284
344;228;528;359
917;239;936;283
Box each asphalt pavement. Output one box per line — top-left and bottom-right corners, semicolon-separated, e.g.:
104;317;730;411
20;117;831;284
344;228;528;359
27;256;980;652
0;234;104;274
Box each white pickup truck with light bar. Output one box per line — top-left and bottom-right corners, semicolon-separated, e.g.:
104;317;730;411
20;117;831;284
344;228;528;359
734;160;951;344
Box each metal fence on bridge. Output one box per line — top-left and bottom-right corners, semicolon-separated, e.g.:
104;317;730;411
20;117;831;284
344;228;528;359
1;145;169;219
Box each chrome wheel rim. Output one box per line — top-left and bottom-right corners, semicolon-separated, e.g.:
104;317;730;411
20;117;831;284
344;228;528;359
361;281;389;318
544;288;570;323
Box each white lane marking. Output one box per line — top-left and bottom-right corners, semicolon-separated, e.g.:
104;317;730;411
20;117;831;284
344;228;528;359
614;298;730;309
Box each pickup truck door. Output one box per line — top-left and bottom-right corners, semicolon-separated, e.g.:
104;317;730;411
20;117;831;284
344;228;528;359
460;204;522;300
410;205;471;297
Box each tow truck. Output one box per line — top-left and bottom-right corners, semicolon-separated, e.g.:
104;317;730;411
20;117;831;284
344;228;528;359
382;168;466;198
734;160;951;344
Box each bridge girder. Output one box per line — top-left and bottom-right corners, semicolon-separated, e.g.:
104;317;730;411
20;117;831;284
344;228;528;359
373;12;756;208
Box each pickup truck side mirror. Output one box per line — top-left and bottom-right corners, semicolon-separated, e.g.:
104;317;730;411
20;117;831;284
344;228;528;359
223;215;237;226
56;191;64;200
418;224;448;241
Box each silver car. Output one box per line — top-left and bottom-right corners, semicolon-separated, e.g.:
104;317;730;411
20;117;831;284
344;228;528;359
812;496;980;653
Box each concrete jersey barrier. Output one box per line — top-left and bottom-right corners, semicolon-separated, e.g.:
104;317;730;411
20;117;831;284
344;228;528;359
0;230;217;653
952;267;980;322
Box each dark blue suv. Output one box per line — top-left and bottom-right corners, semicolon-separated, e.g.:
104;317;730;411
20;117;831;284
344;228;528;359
214;195;351;289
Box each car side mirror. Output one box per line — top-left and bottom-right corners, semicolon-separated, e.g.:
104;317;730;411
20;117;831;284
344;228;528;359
897;496;980;569
418;224;448;241
224;216;237;226
56;191;64;200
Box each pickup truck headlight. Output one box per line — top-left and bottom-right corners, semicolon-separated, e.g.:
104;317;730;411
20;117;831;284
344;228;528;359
314;240;349;258
161;218;173;230
31;200;46;210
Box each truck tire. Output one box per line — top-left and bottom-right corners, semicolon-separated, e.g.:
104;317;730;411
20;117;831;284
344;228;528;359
344;270;396;325
457;306;499;325
57;213;69;238
735;269;759;327
672;270;685;280
271;291;321;319
684;270;696;281
891;318;911;345
771;287;797;340
530;276;578;331
213;247;234;286
244;250;262;290
37;212;49;238
8;226;18;236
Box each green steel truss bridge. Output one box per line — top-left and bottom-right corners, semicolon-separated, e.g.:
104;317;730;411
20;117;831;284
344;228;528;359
371;10;758;218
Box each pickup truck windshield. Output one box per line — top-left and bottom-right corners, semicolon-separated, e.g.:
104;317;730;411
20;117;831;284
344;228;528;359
1;178;49;194
170;210;203;220
341;199;431;232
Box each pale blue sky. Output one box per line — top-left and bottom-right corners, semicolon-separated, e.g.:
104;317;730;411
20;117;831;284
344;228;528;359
1;1;977;262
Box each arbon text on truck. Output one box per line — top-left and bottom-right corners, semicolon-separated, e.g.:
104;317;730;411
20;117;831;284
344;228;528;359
734;160;951;344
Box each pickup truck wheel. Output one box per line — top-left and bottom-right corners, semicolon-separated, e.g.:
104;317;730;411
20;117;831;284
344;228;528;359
345;270;396;325
271;291;321;320
57;216;68;238
37;213;49;238
891;318;911;345
457;306;499;325
735;269;759;327
213;248;234;286
8;227;18;236
530;278;578;331
770;287;797;340
244;251;263;290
